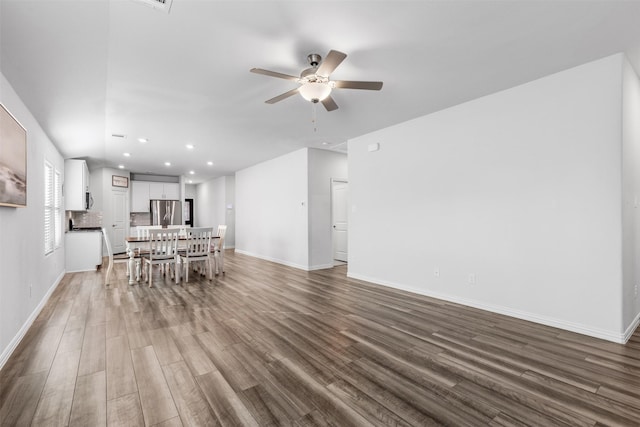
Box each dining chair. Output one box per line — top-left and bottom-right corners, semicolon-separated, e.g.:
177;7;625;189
163;224;189;237
103;227;137;285
179;227;213;282
212;224;227;275
136;225;156;239
144;229;180;287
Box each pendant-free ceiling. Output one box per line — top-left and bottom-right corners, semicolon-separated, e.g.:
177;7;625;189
250;50;383;111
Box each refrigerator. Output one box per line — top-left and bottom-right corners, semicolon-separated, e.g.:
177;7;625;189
150;200;182;227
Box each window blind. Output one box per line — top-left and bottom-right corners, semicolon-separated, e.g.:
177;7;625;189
54;169;62;248
44;161;53;255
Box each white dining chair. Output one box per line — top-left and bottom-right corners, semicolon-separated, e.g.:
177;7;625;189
179;227;213;282
144;229;180;287
103;227;135;285
212;224;227;275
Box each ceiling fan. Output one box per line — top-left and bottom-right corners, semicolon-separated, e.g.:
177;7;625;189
250;50;383;111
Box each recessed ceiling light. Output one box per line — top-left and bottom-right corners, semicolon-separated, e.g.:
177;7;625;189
207;161;213;166
138;138;148;143
118;164;125;169
189;171;195;175
164;162;171;166
185;144;194;149
322;142;329;145
123;152;131;157
188;180;193;184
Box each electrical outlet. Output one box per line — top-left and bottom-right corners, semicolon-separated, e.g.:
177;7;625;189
434;268;440;278
468;274;476;285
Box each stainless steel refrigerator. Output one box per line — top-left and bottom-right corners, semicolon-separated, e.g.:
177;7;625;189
150;200;182;227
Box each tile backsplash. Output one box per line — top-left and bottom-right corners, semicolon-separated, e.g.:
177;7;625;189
66;210;103;230
130;212;151;227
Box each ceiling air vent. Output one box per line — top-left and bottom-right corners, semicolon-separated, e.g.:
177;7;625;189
132;0;173;13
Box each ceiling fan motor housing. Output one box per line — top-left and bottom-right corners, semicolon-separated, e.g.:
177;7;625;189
307;53;322;67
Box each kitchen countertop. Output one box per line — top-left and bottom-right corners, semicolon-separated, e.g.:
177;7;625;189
67;227;103;233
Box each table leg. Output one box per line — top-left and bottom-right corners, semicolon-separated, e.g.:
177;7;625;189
128;254;136;285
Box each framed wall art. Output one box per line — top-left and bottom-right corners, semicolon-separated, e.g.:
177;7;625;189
0;103;27;207
112;175;129;188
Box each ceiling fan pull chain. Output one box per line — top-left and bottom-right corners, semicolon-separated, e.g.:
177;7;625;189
312;102;318;132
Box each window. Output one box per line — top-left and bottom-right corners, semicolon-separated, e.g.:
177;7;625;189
54;169;62;248
44;161;62;255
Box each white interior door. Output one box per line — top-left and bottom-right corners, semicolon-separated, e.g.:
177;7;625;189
109;190;127;254
332;180;348;262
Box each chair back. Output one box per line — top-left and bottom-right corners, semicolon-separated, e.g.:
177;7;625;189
185;227;213;257
148;229;179;261
167;224;191;237
136;225;158;239
216;225;227;250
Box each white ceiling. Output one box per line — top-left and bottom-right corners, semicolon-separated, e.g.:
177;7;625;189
2;0;640;183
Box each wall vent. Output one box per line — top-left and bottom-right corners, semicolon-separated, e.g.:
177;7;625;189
132;0;173;13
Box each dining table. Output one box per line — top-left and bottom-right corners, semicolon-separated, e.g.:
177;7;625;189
125;235;220;285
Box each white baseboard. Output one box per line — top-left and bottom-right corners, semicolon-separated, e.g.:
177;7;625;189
308;263;334;271
0;270;66;370
623;310;640;343
347;272;628;344
234;249;312;271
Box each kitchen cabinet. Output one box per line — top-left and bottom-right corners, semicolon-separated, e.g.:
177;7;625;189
65;230;102;272
64;159;90;211
131;181;179;212
131;181;150;212
149;182;180;200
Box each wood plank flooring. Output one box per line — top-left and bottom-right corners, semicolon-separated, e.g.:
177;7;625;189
1;250;640;426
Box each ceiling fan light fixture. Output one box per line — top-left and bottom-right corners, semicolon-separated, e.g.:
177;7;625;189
299;82;331;103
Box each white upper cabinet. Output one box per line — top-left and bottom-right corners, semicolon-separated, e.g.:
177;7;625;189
149;182;179;200
64;159;89;211
131;181;180;212
131;181;150;212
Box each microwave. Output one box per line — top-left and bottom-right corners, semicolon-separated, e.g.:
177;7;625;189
85;192;94;210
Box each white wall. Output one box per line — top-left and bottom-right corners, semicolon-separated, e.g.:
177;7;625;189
348;54;628;342
195;175;235;247
184;183;197;199
622;57;640;337
235;148;346;270
236;149;309;269
0;73;66;366
308;149;348;269
224;176;235;248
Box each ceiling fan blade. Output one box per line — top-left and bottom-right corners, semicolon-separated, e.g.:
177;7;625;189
250;68;299;81
265;87;300;104
316;50;347;77
333;80;383;90
321;96;339;112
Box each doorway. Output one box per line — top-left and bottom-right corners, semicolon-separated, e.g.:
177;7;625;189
184;198;194;227
331;179;348;263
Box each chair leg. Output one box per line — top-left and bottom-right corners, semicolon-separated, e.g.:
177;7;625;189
185;259;189;283
148;262;153;288
214;250;224;275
